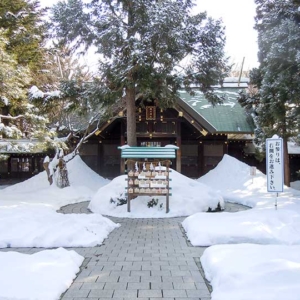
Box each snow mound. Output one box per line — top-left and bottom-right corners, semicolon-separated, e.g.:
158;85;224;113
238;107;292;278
89;169;224;218
201;244;300;300
0;248;83;300
3;155;109;193
182;208;300;246
199;154;266;193
0;206;119;248
0;155;110;210
198;154;300;208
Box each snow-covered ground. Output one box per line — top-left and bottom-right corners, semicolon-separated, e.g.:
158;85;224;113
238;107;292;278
0;248;83;300
182;154;300;300
1;153;300;300
201;244;300;300
89;169;224;218
0;156;118;299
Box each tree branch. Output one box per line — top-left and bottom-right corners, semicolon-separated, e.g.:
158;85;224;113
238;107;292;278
0;114;24;120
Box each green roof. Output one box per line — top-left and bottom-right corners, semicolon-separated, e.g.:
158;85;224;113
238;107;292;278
178;88;254;133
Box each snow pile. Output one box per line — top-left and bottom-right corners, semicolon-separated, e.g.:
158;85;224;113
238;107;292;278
182;209;300;246
89;169;224;218
183;154;300;246
0;248;83;300
0;155;118;249
0;205;119;248
201;244;300;300
198;154;300;207
1;155;110;210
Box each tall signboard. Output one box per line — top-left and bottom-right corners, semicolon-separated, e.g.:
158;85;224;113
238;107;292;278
266;137;284;198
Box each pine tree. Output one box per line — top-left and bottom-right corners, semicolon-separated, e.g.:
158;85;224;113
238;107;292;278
29;45;95;135
0;29;31;138
51;0;229;146
238;0;300;186
0;1;81;148
0;0;47;71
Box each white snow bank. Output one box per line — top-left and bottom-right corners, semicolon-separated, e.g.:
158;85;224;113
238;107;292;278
182;208;300;246
89;169;224;218
0;206;119;248
0;248;83;300
0;155;110;210
198;154;300;208
291;180;300;191
201;244;300;300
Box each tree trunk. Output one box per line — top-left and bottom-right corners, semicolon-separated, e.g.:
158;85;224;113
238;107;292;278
126;85;137;146
283;137;290;187
125;1;137;147
43;161;53;185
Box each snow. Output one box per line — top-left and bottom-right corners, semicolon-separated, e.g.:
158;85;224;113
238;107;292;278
201;244;300;300
0;155;118;299
29;85;61;99
197;154;300;208
182;209;300;246
89;169;224;218
0;206;119;248
288;141;300;154
0;155;118;248
1;155;110;210
0;248;84;300
182;154;300;300
2;152;300;299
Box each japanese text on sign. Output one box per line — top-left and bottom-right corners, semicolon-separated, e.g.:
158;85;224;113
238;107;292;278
266;138;284;192
146;106;156;120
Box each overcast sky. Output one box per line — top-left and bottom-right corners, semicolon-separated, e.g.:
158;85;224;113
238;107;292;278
40;0;259;71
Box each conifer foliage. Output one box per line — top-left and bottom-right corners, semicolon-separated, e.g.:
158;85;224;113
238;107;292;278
238;0;300;186
51;0;229;146
0;0;65;154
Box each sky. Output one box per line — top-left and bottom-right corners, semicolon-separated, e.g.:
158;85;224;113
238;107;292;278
40;0;259;71
1;152;300;299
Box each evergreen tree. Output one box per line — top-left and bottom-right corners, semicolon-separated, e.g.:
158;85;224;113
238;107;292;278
29;45;95;135
238;0;300;186
0;0;47;70
51;0;229;146
0;29;31;138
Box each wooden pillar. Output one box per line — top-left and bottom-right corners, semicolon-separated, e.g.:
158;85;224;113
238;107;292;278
8;156;11;179
98;141;103;175
176;120;181;173
198;142;204;177
120;120;125;174
223;135;228;155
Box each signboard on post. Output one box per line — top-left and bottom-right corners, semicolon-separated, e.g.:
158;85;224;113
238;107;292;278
266;137;284;193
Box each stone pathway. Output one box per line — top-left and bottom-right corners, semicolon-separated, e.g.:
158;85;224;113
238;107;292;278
58;200;249;215
1;201;250;300
57;201;249;300
61;216;211;300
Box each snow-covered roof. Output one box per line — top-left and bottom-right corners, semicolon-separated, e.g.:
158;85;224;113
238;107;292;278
178;87;254;133
288;142;300;155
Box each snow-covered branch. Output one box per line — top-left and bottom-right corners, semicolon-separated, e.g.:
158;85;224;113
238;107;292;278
0;114;24;120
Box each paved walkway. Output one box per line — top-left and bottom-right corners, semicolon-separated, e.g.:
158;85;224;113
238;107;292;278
57;201;249;300
1;201;249;300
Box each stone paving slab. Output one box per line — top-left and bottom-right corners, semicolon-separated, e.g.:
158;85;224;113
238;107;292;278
57;215;211;300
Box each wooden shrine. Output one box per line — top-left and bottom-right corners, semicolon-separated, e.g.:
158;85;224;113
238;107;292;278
118;146;179;213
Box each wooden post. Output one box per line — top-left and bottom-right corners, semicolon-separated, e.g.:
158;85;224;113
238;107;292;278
198;142;204;177
127;180;131;212
166;162;170;213
120;121;125;174
176;121;181;173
